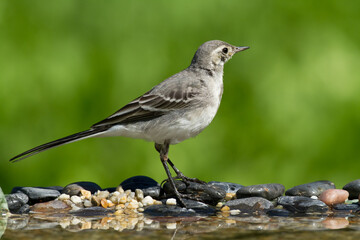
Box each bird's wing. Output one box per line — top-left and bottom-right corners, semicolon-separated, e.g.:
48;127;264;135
91;85;201;127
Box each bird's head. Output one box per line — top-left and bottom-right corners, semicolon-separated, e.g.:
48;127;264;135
191;40;249;70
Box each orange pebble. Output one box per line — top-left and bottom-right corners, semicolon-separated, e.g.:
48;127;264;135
319;189;349;206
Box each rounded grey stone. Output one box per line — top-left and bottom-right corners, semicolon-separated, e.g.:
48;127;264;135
285;180;335;197
236;183;285;200
277;196;329;213
207;181;244;193
343;179;360;200
225;197;274;212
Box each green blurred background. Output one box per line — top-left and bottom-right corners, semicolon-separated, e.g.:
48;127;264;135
1;0;359;193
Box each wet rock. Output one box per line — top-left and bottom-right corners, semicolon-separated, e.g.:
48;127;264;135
144;204;197;217
120;176;161;198
62;182;102;196
16;204;30;214
319;189;349;206
207;181;244;193
11;186;63;194
267;208;292;217
333;203;360;212
278;196;329;213
30;200;71;213
18;187;60;203
236;183;285;200
70;206;114;216
164;181;226;206
225;197;274;213
143;200;215;217
5;192;29;212
343;179;360;200
285;180;335;197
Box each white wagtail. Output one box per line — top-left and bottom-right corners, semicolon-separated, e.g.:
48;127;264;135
10;40;249;206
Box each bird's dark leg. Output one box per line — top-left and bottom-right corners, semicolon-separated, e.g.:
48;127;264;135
155;142;187;208
167;158;206;184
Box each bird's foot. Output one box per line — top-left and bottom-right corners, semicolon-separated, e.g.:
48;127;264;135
173;172;206;185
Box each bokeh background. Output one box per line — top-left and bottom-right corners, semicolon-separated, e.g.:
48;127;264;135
1;0;359;193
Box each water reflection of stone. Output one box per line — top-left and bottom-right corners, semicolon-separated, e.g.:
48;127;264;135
2;213;358;239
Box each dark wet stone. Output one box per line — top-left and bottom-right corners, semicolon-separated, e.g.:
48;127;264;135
285;180;335;197
62;182;102;196
18;187;60;203
120;175;161;198
30;200;71;213
278;196;329;213
207;181;244;193
267;208;292;217
159;199;216;216
164;181;226;206
236;183;285;200
163;180;187;194
333;203;360;211
11;186;63;194
343;179;360;199
70;207;115;217
15;204;30;214
144;204;198;217
5;192;29;212
225;197;274;212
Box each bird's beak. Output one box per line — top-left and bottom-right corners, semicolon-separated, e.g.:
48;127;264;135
235;46;250;52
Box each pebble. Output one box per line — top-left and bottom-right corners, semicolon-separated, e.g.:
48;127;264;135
58;194;70;201
5;192;29;213
71;196;82;205
135;189;144;201
120;176;161;198
221;206;230;212
164;181;226;205
127;200;139;209
236;183;285;200
80;189;91;199
207;181;244;193
83;200;92;208
319;189;349;206
333;203;360;212
225;192;236;201
30;200;71;213
343;179;360;200
166;198;177;206
62;182;102;196
141;196;155;207
225;197;274;213
96;190;110;199
18;187;60;203
278;196;329;213
285;180;335;197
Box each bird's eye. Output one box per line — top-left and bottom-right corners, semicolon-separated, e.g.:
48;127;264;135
222;47;228;54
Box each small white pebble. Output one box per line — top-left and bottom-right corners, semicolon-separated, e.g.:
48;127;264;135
127;199;139;209
58;194;70;201
83;200;92;207
141;196;154;206
166;198;177;206
216;202;224;208
135;189;144;200
138;207;144;212
71;195;82;205
311;196;318;199
230;209;241;215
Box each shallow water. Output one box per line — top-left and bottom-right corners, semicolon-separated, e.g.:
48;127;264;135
2;213;360;240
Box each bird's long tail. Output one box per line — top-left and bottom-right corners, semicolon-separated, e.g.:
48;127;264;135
9;127;109;163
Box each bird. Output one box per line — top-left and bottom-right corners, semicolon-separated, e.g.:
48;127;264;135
10;40;249;207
